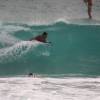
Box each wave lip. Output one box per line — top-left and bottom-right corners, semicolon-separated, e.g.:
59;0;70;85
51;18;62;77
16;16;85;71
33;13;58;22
68;18;100;25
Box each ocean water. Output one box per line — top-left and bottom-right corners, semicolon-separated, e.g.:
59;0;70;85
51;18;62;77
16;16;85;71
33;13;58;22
0;0;100;100
0;22;100;76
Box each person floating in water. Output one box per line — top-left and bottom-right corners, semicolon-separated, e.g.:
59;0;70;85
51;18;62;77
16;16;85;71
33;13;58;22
84;0;93;19
28;73;33;77
30;32;51;44
28;73;37;77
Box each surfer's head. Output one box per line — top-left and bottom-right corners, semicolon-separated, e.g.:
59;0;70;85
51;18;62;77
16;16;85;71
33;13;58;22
42;32;48;38
43;32;48;35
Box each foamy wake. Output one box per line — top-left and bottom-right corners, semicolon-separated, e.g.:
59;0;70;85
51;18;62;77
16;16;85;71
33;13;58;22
0;40;41;63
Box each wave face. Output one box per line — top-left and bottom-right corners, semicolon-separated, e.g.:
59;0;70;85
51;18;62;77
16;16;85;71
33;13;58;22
0;0;100;24
0;22;100;76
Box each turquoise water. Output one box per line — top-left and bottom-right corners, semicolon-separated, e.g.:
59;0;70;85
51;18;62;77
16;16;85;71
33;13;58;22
0;22;100;76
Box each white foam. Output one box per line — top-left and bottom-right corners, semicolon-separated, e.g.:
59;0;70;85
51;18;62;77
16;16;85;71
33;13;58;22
41;51;50;56
0;77;100;100
0;23;30;46
0;41;40;63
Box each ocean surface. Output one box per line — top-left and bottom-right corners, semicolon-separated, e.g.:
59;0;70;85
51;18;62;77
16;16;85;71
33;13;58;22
0;21;100;76
0;0;100;100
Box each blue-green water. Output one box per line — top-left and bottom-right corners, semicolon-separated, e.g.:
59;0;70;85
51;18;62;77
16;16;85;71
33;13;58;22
0;22;100;76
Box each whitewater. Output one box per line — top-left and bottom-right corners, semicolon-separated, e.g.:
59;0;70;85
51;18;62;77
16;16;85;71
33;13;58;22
0;0;100;100
0;76;100;100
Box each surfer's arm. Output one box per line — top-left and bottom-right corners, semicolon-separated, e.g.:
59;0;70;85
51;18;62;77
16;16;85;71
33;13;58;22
46;41;52;44
43;40;51;44
44;41;52;46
